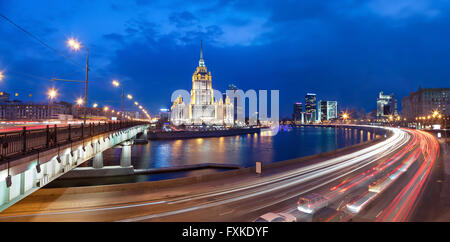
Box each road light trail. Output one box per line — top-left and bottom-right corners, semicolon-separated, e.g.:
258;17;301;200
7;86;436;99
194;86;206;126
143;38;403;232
117;127;411;221
375;130;439;222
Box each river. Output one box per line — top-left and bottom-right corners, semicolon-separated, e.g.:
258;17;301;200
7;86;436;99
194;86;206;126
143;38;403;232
48;126;381;187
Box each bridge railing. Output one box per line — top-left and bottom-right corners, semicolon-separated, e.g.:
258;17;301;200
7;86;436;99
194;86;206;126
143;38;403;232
0;121;147;161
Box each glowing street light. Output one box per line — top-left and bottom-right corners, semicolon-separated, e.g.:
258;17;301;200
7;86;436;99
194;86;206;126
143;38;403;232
0;71;4;81
127;94;133;100
112;80;120;87
342;113;349;120
76;98;84;106
112;80;125;120
47;88;57;99
47;88;57;119
93;103;98;108
103;107;109;112
67;38;81;50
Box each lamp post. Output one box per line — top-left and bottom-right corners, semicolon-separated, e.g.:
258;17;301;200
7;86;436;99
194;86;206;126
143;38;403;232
433;110;447;142
112;80;124;121
92;103;98;118
134;101;138;120
103;106;109;119
76;98;84;118
342;113;349;124
126;94;133;119
67;38;89;124
47;88;57;119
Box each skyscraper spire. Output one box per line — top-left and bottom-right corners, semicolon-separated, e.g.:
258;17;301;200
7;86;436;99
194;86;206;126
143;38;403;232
200;39;203;59
199;40;205;67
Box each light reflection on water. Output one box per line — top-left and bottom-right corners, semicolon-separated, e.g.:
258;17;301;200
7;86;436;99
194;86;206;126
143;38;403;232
84;126;377;169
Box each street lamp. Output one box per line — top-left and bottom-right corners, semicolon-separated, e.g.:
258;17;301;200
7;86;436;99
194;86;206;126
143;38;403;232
342;113;349;122
112;80;125;120
67;38;89;124
48;88;57;99
0;71;4;81
432;110;446;141
47;88;57;119
76;98;83;106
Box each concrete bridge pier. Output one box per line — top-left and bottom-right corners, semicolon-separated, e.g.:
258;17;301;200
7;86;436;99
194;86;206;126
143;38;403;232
142;129;148;140
93;152;104;169
120;140;133;167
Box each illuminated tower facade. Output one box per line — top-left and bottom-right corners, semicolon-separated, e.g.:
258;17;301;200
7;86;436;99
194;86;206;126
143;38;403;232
190;40;216;124
171;41;234;126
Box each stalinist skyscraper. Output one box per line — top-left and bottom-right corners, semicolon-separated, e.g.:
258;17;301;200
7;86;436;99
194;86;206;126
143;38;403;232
171;41;233;126
190;40;216;124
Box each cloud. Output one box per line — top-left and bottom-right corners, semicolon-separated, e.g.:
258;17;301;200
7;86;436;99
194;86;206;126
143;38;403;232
169;11;197;28
366;0;443;19
103;33;125;44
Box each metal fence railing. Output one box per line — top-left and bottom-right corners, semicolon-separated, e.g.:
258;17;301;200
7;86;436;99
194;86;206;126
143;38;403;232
0;121;147;161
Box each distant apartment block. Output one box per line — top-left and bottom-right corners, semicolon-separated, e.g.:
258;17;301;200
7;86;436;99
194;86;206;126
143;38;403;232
402;87;450;120
0;100;72;120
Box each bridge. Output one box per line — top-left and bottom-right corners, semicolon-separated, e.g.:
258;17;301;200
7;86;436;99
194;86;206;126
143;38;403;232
0;121;149;212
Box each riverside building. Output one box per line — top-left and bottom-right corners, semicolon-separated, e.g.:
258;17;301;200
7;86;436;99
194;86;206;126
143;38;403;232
171;41;234;126
377;91;398;119
305;93;317;123
402;87;449;121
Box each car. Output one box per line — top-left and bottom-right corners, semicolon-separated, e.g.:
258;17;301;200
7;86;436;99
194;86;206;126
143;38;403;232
297;193;329;214
253;212;296;222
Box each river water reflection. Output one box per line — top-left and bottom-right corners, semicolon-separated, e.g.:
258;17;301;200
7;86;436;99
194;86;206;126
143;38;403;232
49;126;379;187
85;126;378;169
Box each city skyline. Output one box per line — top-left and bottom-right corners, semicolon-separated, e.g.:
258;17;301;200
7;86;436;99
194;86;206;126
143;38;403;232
1;1;450;117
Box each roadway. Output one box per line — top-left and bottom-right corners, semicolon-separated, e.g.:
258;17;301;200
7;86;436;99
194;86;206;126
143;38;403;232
0;127;440;222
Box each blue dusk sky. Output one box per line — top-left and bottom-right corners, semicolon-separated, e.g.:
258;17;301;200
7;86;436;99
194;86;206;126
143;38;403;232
1;0;450;117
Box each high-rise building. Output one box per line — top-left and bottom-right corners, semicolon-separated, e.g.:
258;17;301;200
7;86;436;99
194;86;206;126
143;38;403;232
318;100;338;121
305;93;317;123
377;91;398;119
227;84;241;125
170;41;233;126
327;101;338;120
293;102;303;123
402;87;450;120
319;100;327;121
